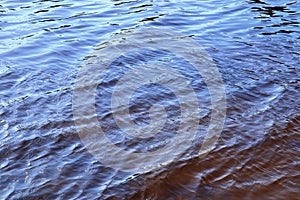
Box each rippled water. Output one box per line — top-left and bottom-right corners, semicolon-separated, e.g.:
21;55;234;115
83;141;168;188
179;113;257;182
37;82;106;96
0;0;299;199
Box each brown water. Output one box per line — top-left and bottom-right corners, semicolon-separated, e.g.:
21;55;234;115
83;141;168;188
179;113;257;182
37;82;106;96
0;0;299;199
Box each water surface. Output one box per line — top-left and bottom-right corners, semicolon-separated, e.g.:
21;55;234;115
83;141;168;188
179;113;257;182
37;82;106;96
0;0;299;199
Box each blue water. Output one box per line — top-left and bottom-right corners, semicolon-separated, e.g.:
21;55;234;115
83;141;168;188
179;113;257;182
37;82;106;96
0;0;299;199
